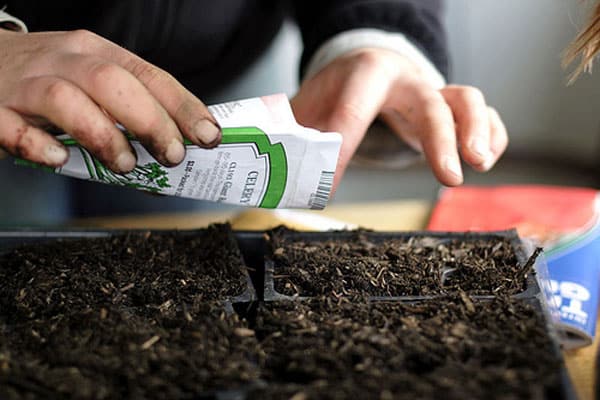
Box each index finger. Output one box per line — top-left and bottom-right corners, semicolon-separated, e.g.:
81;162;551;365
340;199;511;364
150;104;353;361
78;31;221;148
387;80;463;186
441;85;493;171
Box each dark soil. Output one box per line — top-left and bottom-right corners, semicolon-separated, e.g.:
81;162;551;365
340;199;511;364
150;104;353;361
0;302;260;399
0;224;258;399
269;228;529;298
249;295;562;400
0;227;566;400
0;224;248;323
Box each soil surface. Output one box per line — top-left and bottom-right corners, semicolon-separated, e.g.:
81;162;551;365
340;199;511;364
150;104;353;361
0;224;258;399
250;296;563;400
0;227;565;400
269;228;530;298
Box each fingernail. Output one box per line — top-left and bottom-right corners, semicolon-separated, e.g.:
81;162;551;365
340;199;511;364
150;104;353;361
204;128;223;148
443;155;463;179
193;119;221;145
166;138;185;165
470;137;489;158
116;151;136;172
44;144;68;166
481;156;496;172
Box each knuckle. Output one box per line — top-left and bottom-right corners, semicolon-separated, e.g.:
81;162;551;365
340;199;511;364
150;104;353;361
44;79;75;104
352;49;387;72
460;86;485;104
13;125;36;159
355;49;381;65
65;29;101;52
125;59;167;87
422;89;445;104
86;62;120;90
137;112;165;135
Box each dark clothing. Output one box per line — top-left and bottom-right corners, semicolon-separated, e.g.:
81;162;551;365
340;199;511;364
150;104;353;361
6;0;448;96
293;1;448;77
3;0;449;219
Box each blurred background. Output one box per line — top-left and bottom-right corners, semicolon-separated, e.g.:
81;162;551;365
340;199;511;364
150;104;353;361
339;0;600;202
2;0;600;225
140;0;600;202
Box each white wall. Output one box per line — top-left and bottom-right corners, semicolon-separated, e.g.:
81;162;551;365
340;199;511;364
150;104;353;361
446;0;600;165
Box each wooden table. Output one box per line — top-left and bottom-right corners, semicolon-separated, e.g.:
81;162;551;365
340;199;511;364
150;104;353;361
76;200;597;400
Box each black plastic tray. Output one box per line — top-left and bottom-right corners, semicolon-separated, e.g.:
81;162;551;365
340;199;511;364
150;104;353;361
0;228;257;305
262;229;542;302
0;228;575;400
250;294;575;400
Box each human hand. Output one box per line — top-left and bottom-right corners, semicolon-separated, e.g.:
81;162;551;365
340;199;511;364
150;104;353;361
0;29;221;172
291;48;508;190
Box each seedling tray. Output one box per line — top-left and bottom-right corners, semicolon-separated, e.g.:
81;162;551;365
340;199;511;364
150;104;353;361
0;227;266;400
263;228;542;302
249;295;574;400
0;228;575;400
0;227;257;304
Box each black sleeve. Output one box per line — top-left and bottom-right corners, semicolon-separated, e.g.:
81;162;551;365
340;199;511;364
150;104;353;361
291;0;448;79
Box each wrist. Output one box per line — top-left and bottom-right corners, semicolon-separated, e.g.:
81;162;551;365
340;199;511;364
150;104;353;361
305;29;446;90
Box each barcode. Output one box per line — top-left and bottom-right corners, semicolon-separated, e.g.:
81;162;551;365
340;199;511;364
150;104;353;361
309;171;334;210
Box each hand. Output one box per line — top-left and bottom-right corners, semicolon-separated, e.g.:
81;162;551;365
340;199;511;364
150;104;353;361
0;29;221;172
291;48;508;190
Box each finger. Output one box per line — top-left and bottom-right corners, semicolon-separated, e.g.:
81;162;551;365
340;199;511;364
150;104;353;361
90;37;221;147
61;30;221;148
379;109;423;153
123;57;222;148
7;76;137;173
57;54;185;166
440;85;493;171
386;80;463;186
487;106;509;167
304;75;390;189
0;105;68;167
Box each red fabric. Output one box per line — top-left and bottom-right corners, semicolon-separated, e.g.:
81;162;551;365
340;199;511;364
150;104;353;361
428;185;598;237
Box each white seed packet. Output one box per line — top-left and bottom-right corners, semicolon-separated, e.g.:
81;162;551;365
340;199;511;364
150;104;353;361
19;94;342;209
